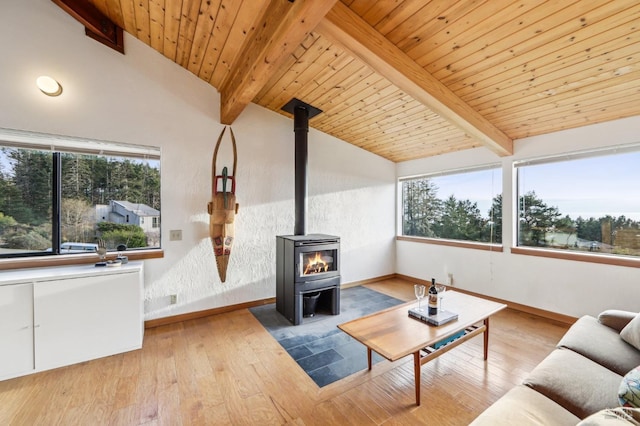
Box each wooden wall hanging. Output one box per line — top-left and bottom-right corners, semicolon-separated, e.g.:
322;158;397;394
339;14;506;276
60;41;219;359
207;126;239;282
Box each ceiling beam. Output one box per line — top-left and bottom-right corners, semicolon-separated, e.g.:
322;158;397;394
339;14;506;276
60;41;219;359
219;0;339;125
317;2;513;157
52;0;124;54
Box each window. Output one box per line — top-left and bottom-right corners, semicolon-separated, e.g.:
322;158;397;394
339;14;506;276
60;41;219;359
516;147;640;257
400;165;502;244
0;128;161;258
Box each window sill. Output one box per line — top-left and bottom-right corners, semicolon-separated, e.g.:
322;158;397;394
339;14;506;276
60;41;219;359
0;249;164;271
511;247;640;268
396;236;503;252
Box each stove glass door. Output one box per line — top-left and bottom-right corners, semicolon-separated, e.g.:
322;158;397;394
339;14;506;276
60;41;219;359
299;249;337;277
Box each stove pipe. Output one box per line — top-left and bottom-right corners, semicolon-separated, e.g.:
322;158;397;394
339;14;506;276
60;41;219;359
281;98;322;236
293;106;308;236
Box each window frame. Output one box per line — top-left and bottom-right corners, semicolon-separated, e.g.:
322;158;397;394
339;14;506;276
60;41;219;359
512;143;640;266
0;127;163;263
398;163;503;250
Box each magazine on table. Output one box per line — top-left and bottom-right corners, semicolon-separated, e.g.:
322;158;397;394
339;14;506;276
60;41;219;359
408;308;458;326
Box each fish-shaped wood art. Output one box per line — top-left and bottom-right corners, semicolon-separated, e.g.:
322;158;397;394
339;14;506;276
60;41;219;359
207;126;239;282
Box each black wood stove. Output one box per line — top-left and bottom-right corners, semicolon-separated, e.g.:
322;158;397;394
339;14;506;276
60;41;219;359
276;234;340;325
275;98;341;325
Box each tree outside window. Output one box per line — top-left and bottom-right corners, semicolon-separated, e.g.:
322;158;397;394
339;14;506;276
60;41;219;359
401;167;502;244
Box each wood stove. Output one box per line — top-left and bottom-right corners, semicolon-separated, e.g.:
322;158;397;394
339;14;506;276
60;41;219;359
275;98;341;325
276;234;340;325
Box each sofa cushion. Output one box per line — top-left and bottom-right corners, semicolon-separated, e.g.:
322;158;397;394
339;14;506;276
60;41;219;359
524;348;623;419
619;366;640;408
621;314;640;351
599;310;637;333
469;385;580;426
558;315;640;376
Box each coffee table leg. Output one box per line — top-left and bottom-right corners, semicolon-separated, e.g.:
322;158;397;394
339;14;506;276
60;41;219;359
484;317;490;360
413;351;421;406
367;348;372;370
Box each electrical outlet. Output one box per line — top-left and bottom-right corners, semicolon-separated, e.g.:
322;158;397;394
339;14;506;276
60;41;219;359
169;230;182;241
170;294;177;304
447;273;453;286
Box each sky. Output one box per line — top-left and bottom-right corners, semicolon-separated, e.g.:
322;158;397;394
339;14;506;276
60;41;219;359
426;150;640;222
518;152;640;221
431;168;501;219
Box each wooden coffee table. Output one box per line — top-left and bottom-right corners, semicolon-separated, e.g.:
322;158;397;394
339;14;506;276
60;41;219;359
338;290;506;406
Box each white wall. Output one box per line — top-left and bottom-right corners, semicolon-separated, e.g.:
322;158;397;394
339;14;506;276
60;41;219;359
0;0;396;320
397;116;640;318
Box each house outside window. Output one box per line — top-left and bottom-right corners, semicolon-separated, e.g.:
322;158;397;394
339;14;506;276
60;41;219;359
400;165;502;244
0;128;161;258
515;146;640;257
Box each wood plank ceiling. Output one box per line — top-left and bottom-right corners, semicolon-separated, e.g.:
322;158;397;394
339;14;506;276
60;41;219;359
84;0;640;162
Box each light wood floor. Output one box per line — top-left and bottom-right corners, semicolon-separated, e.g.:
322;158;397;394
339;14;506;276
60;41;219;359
0;278;569;425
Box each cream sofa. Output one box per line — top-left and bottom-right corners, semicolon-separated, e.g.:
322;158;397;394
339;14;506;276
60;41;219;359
471;310;640;425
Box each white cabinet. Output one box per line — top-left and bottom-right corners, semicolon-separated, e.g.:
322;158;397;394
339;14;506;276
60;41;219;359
34;270;143;371
0;283;34;378
0;262;143;381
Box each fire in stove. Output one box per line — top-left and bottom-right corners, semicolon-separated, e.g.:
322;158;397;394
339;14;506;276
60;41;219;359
303;252;332;275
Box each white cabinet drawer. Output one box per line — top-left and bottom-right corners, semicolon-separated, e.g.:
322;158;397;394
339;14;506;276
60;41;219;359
0;283;34;378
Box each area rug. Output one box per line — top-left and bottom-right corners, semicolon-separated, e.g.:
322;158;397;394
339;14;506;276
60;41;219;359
249;286;405;387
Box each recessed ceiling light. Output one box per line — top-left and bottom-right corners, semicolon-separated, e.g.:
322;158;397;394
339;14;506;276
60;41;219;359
36;76;63;97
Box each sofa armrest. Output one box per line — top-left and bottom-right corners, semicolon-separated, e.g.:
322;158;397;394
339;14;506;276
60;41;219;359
598;310;638;332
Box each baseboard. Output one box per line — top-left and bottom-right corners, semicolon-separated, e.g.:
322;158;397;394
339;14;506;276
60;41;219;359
144;297;276;329
340;274;396;289
144;274;396;329
395;273;577;325
145;272;574;329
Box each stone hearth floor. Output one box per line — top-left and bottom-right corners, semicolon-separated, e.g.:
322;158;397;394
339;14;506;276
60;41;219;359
249;286;404;387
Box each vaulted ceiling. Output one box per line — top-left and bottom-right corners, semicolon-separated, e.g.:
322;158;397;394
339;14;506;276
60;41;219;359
74;0;640;162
